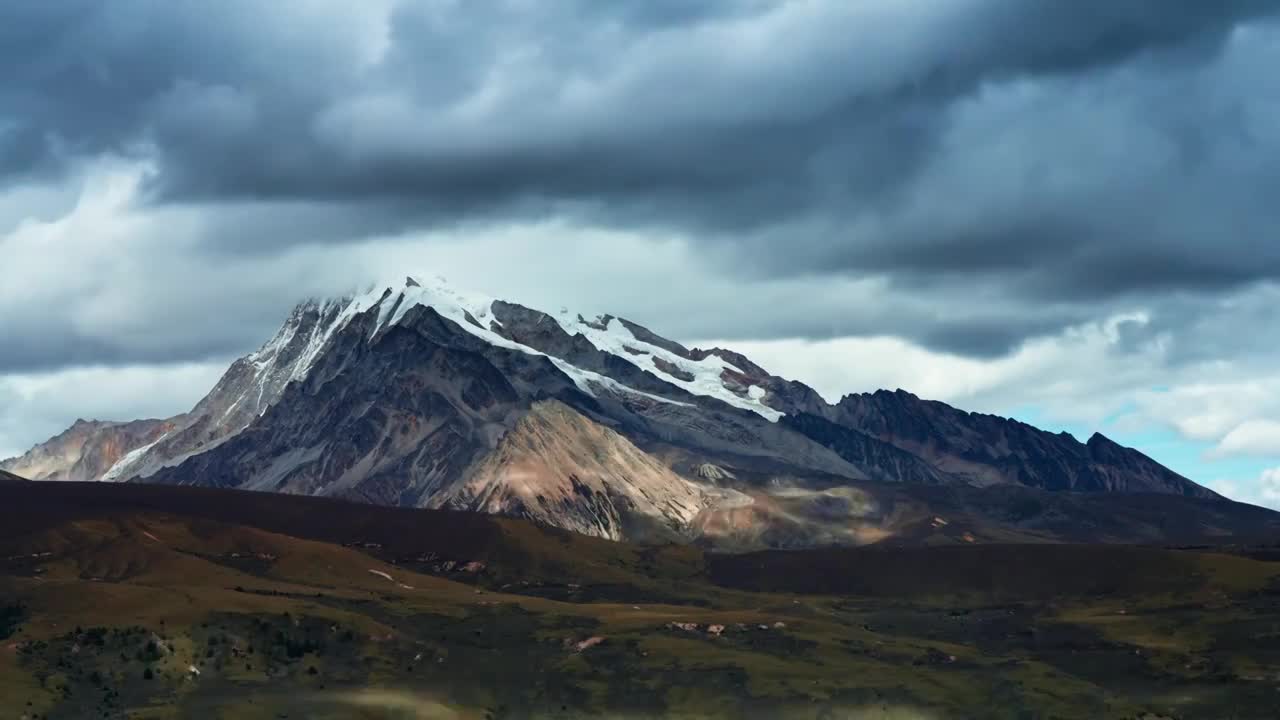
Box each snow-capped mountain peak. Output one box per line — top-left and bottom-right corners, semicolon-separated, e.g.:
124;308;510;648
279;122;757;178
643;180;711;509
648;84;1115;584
331;275;783;421
92;275;783;485
7;273;1237;550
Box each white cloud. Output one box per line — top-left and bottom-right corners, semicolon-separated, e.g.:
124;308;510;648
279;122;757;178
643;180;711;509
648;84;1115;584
1209;420;1280;459
1133;380;1280;443
1131;379;1280;462
696;311;1168;424
1264;468;1280;504
1209;468;1280;510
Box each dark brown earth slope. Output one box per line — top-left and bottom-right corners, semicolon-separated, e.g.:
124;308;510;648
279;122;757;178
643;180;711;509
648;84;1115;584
4;481;1280;719
3;481;1278;591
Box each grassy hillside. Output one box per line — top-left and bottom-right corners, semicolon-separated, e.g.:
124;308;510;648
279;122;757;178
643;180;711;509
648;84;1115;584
2;482;1279;719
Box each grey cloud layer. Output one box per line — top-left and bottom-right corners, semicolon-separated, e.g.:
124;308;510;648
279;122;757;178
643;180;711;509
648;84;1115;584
2;0;1280;368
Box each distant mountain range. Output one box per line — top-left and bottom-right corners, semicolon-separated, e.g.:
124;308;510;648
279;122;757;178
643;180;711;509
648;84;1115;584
4;276;1274;549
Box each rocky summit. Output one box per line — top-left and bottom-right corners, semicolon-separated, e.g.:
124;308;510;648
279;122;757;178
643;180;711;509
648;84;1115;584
3;276;1274;549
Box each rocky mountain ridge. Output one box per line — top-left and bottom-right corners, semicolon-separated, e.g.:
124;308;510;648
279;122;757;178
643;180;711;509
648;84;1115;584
1;417;176;482
833;389;1217;498
2;276;1245;548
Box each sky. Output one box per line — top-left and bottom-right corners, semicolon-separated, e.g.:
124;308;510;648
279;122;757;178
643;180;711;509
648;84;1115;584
2;1;1280;509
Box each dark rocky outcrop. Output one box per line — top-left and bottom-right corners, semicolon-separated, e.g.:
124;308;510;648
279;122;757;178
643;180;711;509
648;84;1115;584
780;413;954;485
652;357;696;382
834;389;1216;498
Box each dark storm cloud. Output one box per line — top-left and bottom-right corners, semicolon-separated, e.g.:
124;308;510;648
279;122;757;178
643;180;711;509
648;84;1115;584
4;1;1273;199
2;0;1280;364
0;250;304;374
0;307;265;374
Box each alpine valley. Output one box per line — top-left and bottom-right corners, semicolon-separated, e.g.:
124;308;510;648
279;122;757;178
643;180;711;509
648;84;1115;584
5;276;1278;549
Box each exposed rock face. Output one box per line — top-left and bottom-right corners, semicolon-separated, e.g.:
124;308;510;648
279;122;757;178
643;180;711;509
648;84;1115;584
834;389;1217;498
780;413;953;485
617;318;694;358
1;418;175;482
652;357;696;383
441;400;706;541
144;304;573;507
100;298;360;481
690;347;833;418
15;276;1250;547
